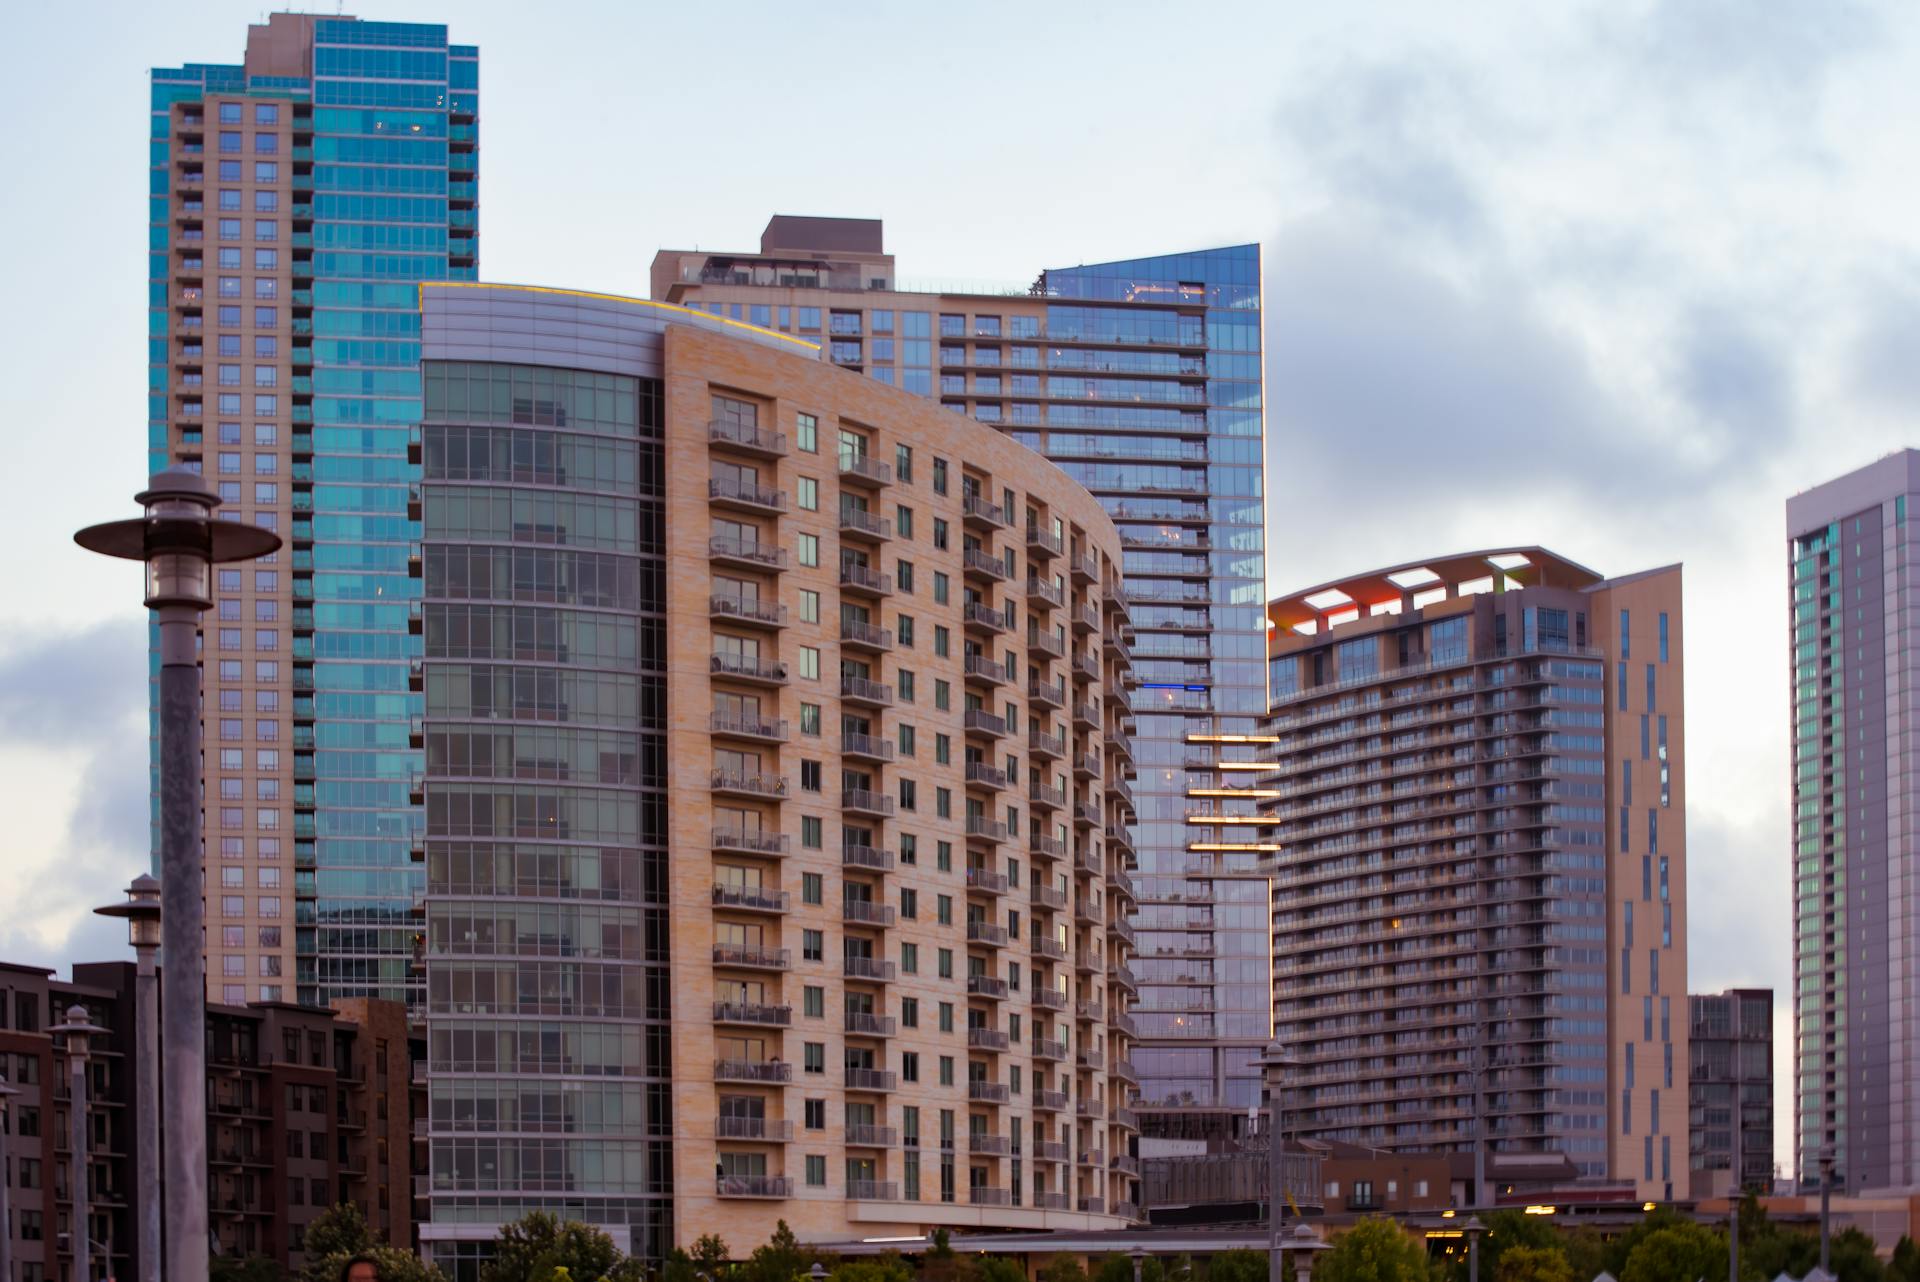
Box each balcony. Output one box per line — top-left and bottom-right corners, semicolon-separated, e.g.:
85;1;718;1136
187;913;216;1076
843;956;897;983
847;1179;900;1200
840;507;893;542
714;827;789;856
963;495;1009;529
717;1175;793;1199
964;654;1012;687
1033;1037;1067;1061
1030;935;1066;962
716;1117;794;1141
1029;782;1065;811
966;867;1010;895
1027;629;1066;661
709;476;788;514
845;1067;898;1092
1027;577;1065;610
713;945;790;972
966;815;1009;844
711;653;789;686
963;602;1011;635
1077;998;1105;1021
714;1060;793;1084
712;1001;792;1027
1078;1196;1106;1215
841;787;896;818
712;885;790;914
1027;525;1064;558
709;711;790;743
969;1186;1012;1207
1028;679;1066;709
963;548;1009;584
1071;553;1100;584
710;769;789;800
840;675;894;707
841;732;896;763
841;619;894;652
839;454;893;487
708;535;788;572
708;418;788;458
967;1028;1011;1052
1034;988;1068;1012
843;899;897;928
968;1080;1012;1105
967;1132;1012;1155
1029;729;1065;759
845;1124;899;1148
965;760;1009;791
967;975;1009;1000
839;563;894;598
842;844;895;872
1035;1140;1070;1163
711;593;788;630
844;1010;897;1037
1077;1047;1106;1071
1031;883;1068;912
1072;603;1101;635
1072;700;1100;729
1035;1089;1069;1111
967;921;1010;948
964;709;1009;739
1032;833;1066;861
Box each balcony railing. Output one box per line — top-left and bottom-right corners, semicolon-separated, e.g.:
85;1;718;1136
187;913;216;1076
709;711;789;741
708;418;788;456
845;1124;899;1148
839;563;894;595
847;1179;899;1200
967;975;1009;999
712;1001;792;1027
843;900;897;927
716;1116;794;1141
710;594;788;627
841;787;896;817
841;844;896;871
844;956;897;982
967;1027;1011;1051
967;921;1009;947
844;1010;897;1036
708;535;787;569
717;1174;792;1198
841;675;894;706
846;1067;897;1091
709;476;787;511
966;867;1010;894
710;769;788;798
841;619;894;650
712;945;790;971
714;1060;792;1084
714;827;788;855
712;885;790;913
966;815;1009;843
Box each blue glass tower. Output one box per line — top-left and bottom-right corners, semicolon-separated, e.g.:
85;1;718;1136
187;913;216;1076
151;14;475;1010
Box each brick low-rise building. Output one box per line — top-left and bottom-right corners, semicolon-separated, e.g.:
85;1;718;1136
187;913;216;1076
0;960;411;1279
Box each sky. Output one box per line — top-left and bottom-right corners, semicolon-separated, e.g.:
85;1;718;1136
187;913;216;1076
1;0;1915;1183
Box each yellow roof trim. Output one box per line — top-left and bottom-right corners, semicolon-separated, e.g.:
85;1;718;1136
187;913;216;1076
419;281;823;352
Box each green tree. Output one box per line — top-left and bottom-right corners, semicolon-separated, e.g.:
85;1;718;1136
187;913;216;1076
738;1220;824;1282
1205;1251;1266;1282
833;1255;915;1282
1557;1230;1609;1282
1828;1226;1888;1282
298;1203;445;1282
1038;1256;1089;1282
1492;1246;1570;1282
1889;1236;1920;1282
483;1212;643;1282
921;1231;976;1282
978;1258;1028;1282
1317;1220;1430;1282
1477;1210;1561;1281
211;1256;284;1282
693;1236;733;1275
1620;1222;1725;1282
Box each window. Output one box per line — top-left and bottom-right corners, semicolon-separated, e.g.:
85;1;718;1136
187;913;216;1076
804;1043;825;1073
798;534;818;567
902;1052;920;1083
805;1099;826;1129
799;589;820;624
802;873;823;905
937;948;953;978
933;519;950;550
803;929;823;961
936;895;953;925
901;888;918;918
801;816;823;848
895;445;913;483
803;986;824;1018
933;626;949;657
797;477;818;511
896;504;914;538
797;413;818;452
802;763;822;794
902;943;919;974
938;1055;955;1086
806;1155;826;1187
799;646;820;680
902;997;919;1027
800;703;821;736
932;458;949;494
938;1002;955;1033
897;561;914;593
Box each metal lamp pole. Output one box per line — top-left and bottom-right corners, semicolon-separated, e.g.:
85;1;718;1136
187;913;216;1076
1463;1216;1484;1282
52;1005;107;1282
1;1077;19;1282
76;470;279;1282
1818;1146;1835;1276
1257;1039;1302;1282
96;875;163;1282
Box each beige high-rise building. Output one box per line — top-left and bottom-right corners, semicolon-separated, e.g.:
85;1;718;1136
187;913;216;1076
1256;550;1688;1201
412;284;1143;1271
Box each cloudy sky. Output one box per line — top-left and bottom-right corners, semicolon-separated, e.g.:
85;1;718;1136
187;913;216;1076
2;0;1913;1179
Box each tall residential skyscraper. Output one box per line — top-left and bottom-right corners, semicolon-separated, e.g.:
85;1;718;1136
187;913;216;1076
151;14;476;1008
655;218;1269;1143
1257;550;1687;1200
1786;451;1920;1195
413;284;1142;1269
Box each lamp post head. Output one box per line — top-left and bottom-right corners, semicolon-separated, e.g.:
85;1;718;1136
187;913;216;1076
95;873;163;954
49;1004;107;1057
1818;1146;1835;1176
809;1263;828;1281
75;468;280;611
1257;1038;1300;1084
1462;1216;1486;1237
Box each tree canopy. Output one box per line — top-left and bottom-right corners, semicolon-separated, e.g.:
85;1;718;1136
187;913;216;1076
1317;1219;1430;1282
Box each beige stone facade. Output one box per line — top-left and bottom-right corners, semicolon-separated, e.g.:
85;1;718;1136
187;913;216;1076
659;323;1143;1238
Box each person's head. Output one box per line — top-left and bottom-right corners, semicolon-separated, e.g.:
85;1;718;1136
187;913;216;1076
340;1253;384;1282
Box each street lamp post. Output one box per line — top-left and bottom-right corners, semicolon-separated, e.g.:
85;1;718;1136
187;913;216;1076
1818;1146;1836;1276
96;875;163;1282
52;1005;107;1282
1257;1039;1302;1282
1129;1246;1148;1282
1462;1215;1485;1282
76;470;280;1282
1;1077;20;1282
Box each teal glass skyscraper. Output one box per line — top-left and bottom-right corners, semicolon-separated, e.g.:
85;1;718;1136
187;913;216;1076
151;14;475;1009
